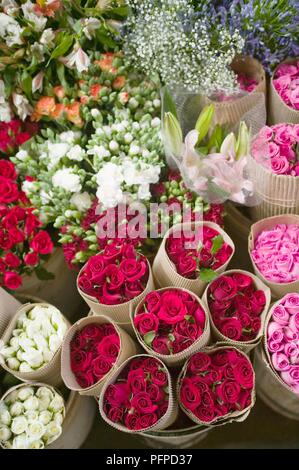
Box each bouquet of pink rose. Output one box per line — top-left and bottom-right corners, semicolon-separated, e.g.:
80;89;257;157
132;288;210;366
153;222;234;297
61;315;138;396
269;58;299;125
99;355;178;433
178;347;255;425
203;270;270;352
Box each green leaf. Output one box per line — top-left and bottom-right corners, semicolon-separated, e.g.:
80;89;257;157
21;72;32;98
211;235;224;255
162;86;178;119
199;268;218;283
56;62;70;94
35;267;55;281
168;333;175;342
143;331;156;346
49;34;73;62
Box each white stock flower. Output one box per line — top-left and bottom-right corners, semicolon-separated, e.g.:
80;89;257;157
48;142;70;168
70;192;92;212
12;93;33;121
82;17;101;39
21;1;47;31
138;183;151;200
11;416;27;435
52;168;82;193
60;43;90;73
0;12;23;46
67;144;85;161
87;145;110;159
59;131;81;144
15;149;28;161
40;28;55;46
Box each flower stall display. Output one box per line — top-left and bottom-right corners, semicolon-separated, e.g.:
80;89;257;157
249;123;299;220
249;215;299;298
254;294;299;421
0;383;65;449
0;303;69;386
131;288;210;366
153;221;234;297
0;159;54;291
178;346;255;425
269;59;299;125
61;315;138;396
202;270;271;352
77;240;154;325
99;355;178;433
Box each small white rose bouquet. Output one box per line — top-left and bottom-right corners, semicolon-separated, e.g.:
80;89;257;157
0;384;65;449
0;303;69;385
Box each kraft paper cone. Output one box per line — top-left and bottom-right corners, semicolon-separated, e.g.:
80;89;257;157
0;382;66;449
248;154;299;221
61;315;139;397
77;259;155;324
254;344;299;421
177;345;256;427
0;288;22;337
268;57;299;125
0;303;70;387
248;215;299;299
202;269;271;354
202;56;266;133
99;354;179;433
152;221;235;297
130;287;211;367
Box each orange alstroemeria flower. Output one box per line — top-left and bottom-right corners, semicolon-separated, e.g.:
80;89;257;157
51;103;65;119
34;96;56;117
53;86;65;100
113;76;126;90
35;0;61;17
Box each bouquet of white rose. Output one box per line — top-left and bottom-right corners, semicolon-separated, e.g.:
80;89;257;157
0;383;65;449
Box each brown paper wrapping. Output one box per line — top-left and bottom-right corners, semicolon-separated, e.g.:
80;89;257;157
177;345;256;427
130;287;211;367
0;303;70;387
77;259;155;325
202;269;271;353
0;382;66;449
0;288;22;338
268;57;299;125
99;354;179;433
248;214;299;299
152;221;235;297
253;298;299;420
248;155;299;221
202;56;266;132
61;315;139;397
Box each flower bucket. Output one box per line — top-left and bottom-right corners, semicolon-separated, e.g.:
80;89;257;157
61;315;139;397
268;57;299;125
152;221;235;297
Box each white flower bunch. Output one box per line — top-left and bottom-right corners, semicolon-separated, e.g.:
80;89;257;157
0;385;65;449
0;305;67;373
87;108;164;208
11;129;89;224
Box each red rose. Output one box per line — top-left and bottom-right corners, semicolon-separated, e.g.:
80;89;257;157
0;230;12;251
142;357;160;372
251;316;261;335
152;336;170;355
194;406;215;423
103;324;116;336
75;370;95;388
230;272;253;290
134;312;159;336
3;271;22;289
144;291;161;313
131;392;158;414
194;306;206;328
191;377;209;393
200;367;223;386
105;383;128;407
158;291;187;324
151;368;168;387
0;259;6;272
176;252;197;278
135;413;158;430
180;377;202;411
104;265;125;292
102;243;122;263
15;132;30;146
166;237;184;262
233;358;254;389
70;333;86;351
233;295;252;316
9;227;25;244
213;244;233;269
30;231;53;255
212;350;230;367
209;275;238;302
146;383;165;403
78;274;94;296
188;352;211;374
250;290;266;315
119;258;147;282
237;390;252;410
107;406;123;423
128;368;147;394
201;390;214;408
87;254;106;276
124;412;140;430
124;281;144;300
215;380;241;404
0;177;19;203
80;324;104;342
24;252;39;266
220;318;243;341
96;334;120;360
92;356;113;379
174;320;199;341
199;247;214;268
70;350;93;373
0;160;17;180
24;214;41;237
4;252;20;268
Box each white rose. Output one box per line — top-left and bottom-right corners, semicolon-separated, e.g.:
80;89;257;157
0;345;17;358
12;328;23;337
18;336;35;352
0;424;11;442
70;192;92;212
23;396;39;411
42;348;54;363
24;410;39;422
44;422;62;443
4;390;18;404
37;396;51;412
21;349;44;369
49;395;64;413
28;439;45;449
36;387;53;401
19;362;33;372
52;168;82;193
67;144;85;161
12;433;29;449
15;149;28;161
33;333;48;352
28;421;45;441
11;416;27;435
53;412;64;426
9;336;20;349
39;410;52;425
0;409;11;426
10;402;23;417
6;357;20;370
48;335;62;353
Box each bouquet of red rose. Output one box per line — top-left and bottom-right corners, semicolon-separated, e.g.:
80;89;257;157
77;241;154;323
132;288;210;366
153;222;234;297
203;270;271;352
61;315;138;396
178;347;255;425
99;355;178;433
0;159;54;290
0;119;38;155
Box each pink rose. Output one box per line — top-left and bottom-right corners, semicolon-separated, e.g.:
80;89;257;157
272;352;290;371
281;366;299;387
134;312;159;336
290;88;299;110
157;291;187;324
274;125;296;146
145;291;161;313
3;271;22;290
275;64;298;78
119;257;147;282
271;155;290;175
289;312;299;332
272;305;289;326
283;294;299;315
